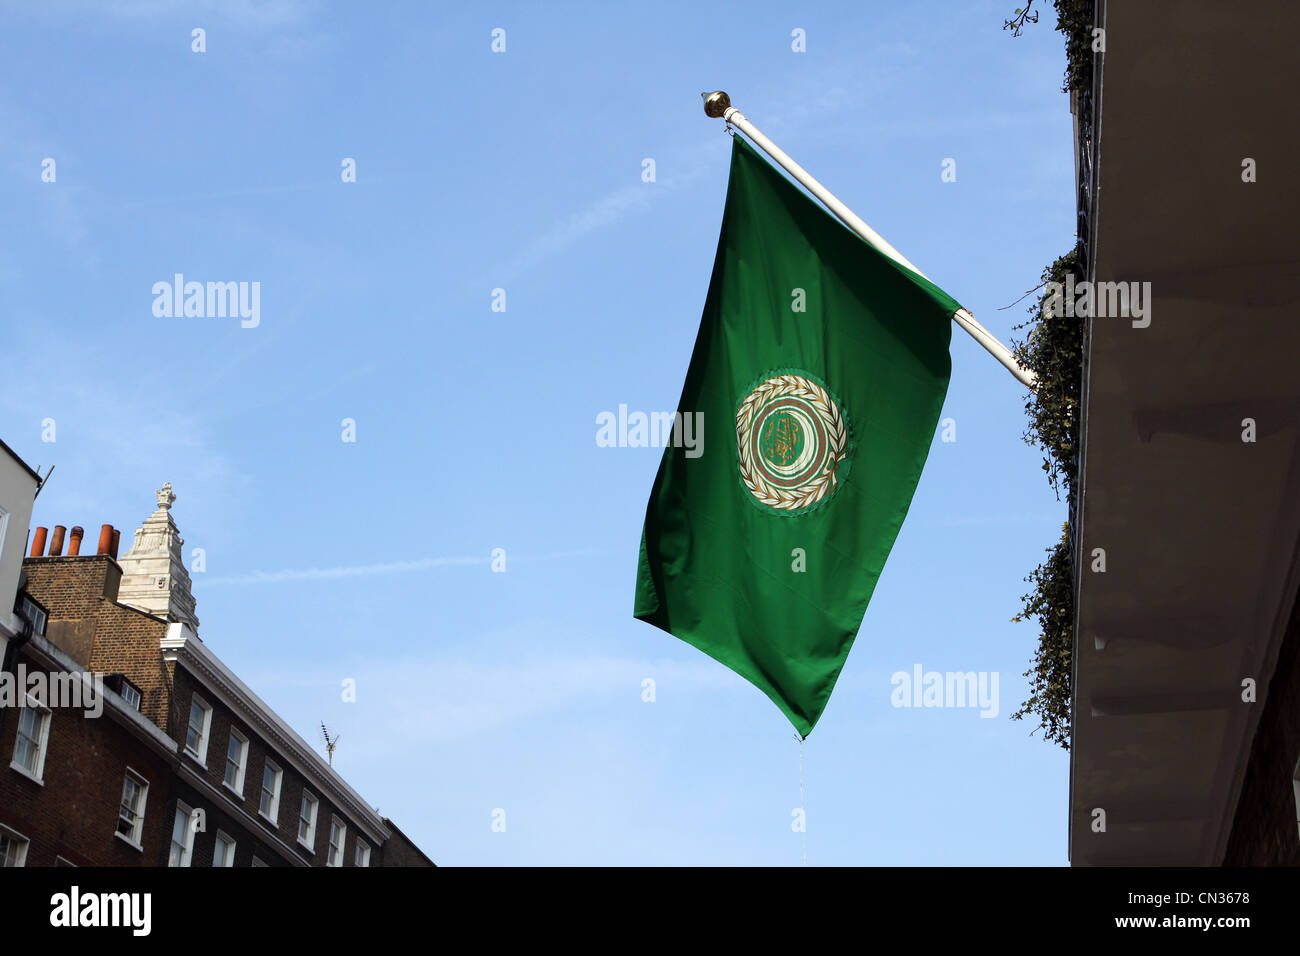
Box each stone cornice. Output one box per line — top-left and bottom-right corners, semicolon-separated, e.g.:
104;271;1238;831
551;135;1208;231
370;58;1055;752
160;623;389;845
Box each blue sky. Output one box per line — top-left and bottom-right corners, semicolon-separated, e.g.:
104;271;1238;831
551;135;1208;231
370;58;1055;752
1;0;1073;864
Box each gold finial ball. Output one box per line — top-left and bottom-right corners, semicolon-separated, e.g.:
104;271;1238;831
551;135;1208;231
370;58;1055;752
701;91;731;118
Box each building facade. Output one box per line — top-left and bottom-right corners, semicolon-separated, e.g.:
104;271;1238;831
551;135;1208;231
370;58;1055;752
1067;0;1300;865
0;438;41;681
0;438;47;867
1;476;433;867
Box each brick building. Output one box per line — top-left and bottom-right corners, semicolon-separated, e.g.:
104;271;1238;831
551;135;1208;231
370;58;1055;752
1;478;433;867
0;630;176;867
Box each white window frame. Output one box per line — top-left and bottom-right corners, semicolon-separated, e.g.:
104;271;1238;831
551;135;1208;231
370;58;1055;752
0;504;9;559
327;817;347;867
10;695;52;784
0;824;29;867
17;593;46;637
297;791;319;850
223;728;248;796
213;830;236;867
184;694;213;766
114;768;148;849
119;682;142;712
168;802;196;867
354;841;370;867
259;760;282;824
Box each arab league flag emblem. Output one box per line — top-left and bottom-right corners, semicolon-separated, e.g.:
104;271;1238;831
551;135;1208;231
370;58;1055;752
633;134;962;737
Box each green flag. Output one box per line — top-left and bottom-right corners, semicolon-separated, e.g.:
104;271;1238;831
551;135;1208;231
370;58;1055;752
633;134;961;737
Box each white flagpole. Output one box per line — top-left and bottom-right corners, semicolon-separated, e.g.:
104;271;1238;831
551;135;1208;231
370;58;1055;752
702;92;1037;391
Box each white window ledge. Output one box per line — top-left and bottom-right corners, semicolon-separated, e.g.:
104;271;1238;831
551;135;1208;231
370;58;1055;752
9;762;44;786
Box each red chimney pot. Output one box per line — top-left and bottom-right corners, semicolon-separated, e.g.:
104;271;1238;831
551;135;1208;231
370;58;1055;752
97;524;114;556
49;525;66;557
30;527;48;557
68;526;84;556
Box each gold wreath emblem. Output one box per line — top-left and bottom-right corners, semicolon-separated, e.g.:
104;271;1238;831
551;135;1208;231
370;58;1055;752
736;373;848;511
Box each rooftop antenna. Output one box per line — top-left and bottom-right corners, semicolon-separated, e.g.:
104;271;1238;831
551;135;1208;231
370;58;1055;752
320;722;340;767
33;463;54;499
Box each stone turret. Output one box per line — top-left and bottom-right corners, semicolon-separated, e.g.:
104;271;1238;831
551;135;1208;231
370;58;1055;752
115;482;199;632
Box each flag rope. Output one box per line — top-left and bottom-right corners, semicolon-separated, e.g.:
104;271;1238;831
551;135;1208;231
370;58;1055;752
798;734;808;866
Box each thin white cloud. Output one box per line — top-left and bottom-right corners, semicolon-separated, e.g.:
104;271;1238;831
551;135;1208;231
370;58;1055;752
0;323;246;526
500;57;909;279
503;149;722;279
0;103;92;254
253;650;743;750
509;183;654;275
13;0;315;29
204;547;606;585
